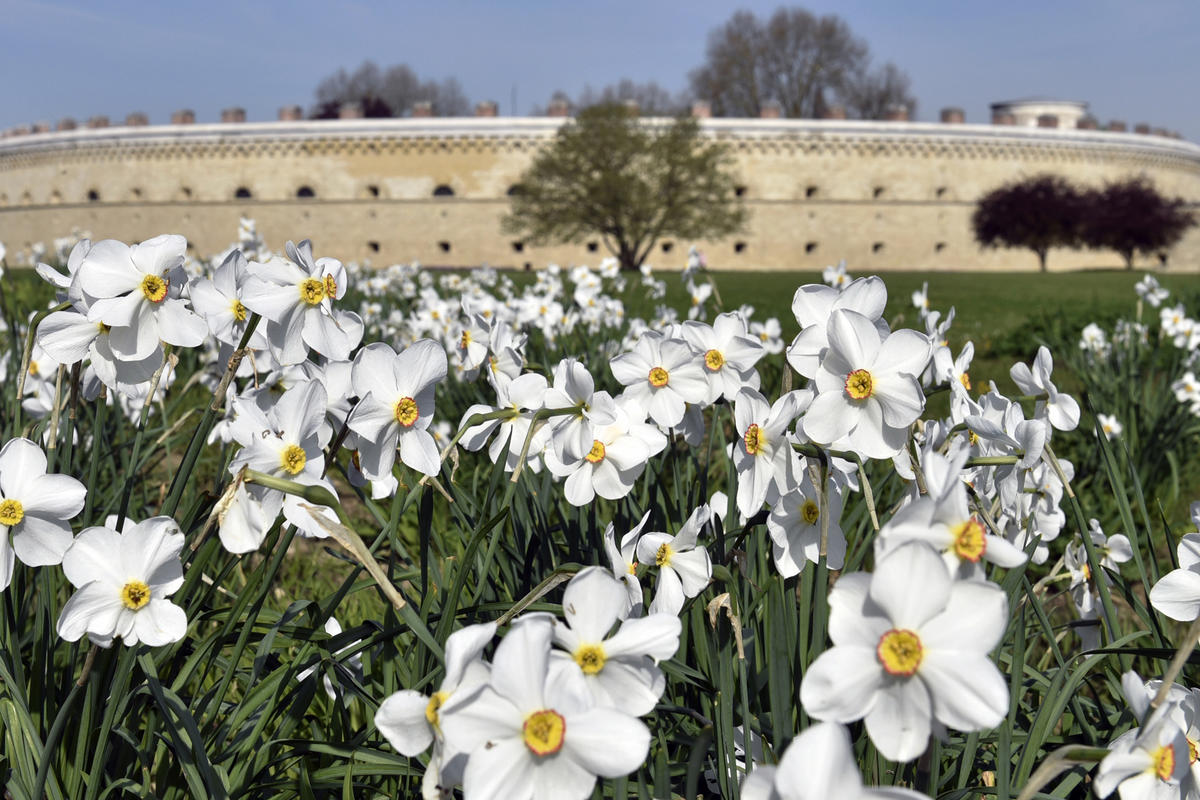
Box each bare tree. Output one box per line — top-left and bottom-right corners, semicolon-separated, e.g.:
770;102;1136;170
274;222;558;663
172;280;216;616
311;60;472;118
577;79;685;115
841;62;917;120
688;7;910;119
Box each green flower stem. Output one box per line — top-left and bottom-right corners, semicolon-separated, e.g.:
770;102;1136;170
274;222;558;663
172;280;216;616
160;313;260;519
44;365;66;469
1044;443;1123;656
15;301;71;413
80;387;108;524
114;349;175;533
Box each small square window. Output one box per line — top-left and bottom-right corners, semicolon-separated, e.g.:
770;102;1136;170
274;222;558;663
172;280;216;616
935;242;946;253
367;184;380;198
872;242;885;254
512;241;525;253
438;241;451;253
586;242;599;253
935;186;947;199
734;241;747;254
805;242;818;254
734;185;747;198
873;186;885;199
661;242;674;253
367;241;380;253
805;185;818;198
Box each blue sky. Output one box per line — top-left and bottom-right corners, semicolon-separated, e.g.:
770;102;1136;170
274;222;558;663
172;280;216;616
2;0;1197;139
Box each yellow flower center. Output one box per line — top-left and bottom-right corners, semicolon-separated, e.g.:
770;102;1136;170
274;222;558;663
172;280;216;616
801;499;820;525
298;277;326;305
459;330;471;349
655;542;673;567
585;439;606;464
877;629;923;676
704;349;725;371
230;298;247;322
1154;744;1176;781
0;498;24;527
121;580;151;610
425;690;448;729
574;644;606;675
952;518;987;562
323;274;338;298
1189;737;1198;765
27;361;39;376
959;371;971;391
845;369;874;400
97;322;111;334
280;444;307;475
523;709;566;756
968;430;980;447
744;423;763;455
140;274;168;303
394;396;419;427
648;366;670;388
626;561;637;575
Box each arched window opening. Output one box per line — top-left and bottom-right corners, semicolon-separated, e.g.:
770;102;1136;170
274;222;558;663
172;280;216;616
433;185;455;197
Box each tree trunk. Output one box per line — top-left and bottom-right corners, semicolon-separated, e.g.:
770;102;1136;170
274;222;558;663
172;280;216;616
617;243;639;271
1036;248;1047;272
1123;251;1134;270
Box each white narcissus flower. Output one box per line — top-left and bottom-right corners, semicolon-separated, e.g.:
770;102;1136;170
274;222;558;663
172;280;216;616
802;309;930;461
458;372;549;473
800;541;1009;762
1094;672;1190;798
733;388;808;517
787;276;887;379
741;721;927;800
73;234;208;361
1010;345;1080;432
225;380;336;551
550;567;681;716
189;249;267;349
376;622;496;797
57;517;187;648
604;511;651;619
543;358;606;463
0;437;87;590
877;450;1026;581
637;504;714;616
767;467;846;576
610;331;708;429
439;615;650;800
241;240;364;364
543;392;662;507
1098;413;1123;440
346;340;448;480
1149;533;1200;622
682;312;765;404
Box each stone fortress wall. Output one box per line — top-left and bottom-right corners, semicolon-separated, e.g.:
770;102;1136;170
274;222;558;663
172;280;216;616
1;100;1199;272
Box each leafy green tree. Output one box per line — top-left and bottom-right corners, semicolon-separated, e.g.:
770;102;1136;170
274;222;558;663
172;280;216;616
1082;177;1195;269
971;174;1086;272
502;103;747;270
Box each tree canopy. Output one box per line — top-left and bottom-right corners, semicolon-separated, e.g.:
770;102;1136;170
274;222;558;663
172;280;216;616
502;104;747;270
1082;177;1195;269
971;175;1087;272
687;7;916;119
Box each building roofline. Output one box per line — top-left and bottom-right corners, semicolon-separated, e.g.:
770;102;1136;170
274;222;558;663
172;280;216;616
0;115;1195;160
